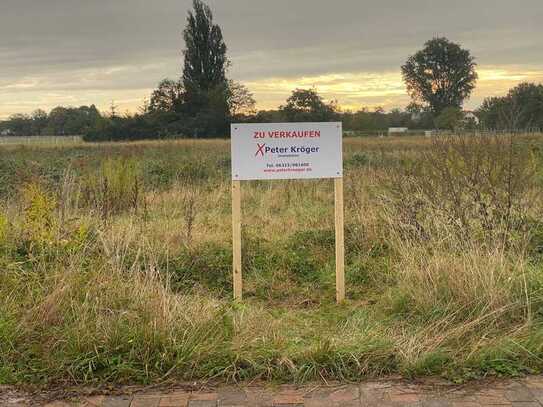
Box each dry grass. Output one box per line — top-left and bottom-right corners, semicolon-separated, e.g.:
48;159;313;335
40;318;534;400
0;134;542;385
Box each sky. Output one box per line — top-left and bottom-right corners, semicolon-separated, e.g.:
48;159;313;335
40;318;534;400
1;0;543;119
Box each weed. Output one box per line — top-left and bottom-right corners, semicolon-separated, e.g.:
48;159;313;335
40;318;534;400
169;242;232;293
383;134;541;248
345;152;370;168
82;158;145;219
20;183;57;249
180;183;200;248
1;135;543;385
0;213;7;246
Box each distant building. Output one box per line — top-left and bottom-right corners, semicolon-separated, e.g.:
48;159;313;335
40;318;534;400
388;127;408;135
463;111;480;125
0;129;13;136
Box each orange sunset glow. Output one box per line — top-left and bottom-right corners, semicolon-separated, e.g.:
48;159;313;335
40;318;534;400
1;0;542;118
2;66;543;119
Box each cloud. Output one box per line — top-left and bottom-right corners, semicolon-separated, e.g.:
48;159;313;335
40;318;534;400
0;58;179;119
1;0;542;118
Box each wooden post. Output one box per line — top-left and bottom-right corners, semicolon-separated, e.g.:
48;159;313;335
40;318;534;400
232;180;243;300
334;177;345;303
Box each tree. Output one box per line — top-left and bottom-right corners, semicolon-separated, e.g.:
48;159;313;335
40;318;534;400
31;109;48;135
477;97;504;129
181;0;230;136
45;105;101;135
434;107;464;130
109;101;119;119
227;80;256;117
252;109;284;123
402;37;478;114
6;114;32;136
406;102;423;116
507;83;543;129
189;85;230;137
47;107;70;135
182;0;228;96
388;108;410;128
405;102;434;129
478;83;543;130
149;79;185;113
279;88;338;122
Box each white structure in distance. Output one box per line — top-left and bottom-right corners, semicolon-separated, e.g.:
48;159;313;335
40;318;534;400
388;127;408;135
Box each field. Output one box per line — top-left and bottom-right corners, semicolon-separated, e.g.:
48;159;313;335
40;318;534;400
0;135;82;145
0;134;543;387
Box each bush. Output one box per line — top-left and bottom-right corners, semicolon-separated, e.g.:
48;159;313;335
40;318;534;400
383;134;541;248
345;152;370;168
81;158;145;219
83;116;162;142
20;183;57;249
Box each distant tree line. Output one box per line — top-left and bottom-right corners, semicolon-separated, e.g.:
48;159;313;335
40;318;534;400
0;105;101;137
1;2;542;140
0;89;437;138
3;84;541;140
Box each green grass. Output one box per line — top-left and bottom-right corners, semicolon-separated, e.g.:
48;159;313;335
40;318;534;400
0;135;543;386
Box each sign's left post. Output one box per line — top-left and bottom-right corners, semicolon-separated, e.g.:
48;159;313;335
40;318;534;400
232;179;242;300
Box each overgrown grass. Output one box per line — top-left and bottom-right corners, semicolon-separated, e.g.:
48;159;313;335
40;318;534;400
0;135;543;386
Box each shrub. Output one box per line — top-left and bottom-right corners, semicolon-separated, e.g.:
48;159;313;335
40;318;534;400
20;183;57;249
383;134;541;248
82;158;145;219
142;159;178;189
345;152;370;168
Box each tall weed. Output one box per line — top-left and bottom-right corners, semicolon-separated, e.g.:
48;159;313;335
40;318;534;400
20;183;57;249
82;158;145;219
383;134;541;249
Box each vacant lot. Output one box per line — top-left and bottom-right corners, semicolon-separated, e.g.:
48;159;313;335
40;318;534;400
0;135;542;386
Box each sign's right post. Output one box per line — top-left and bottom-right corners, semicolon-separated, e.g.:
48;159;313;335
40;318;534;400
232;179;243;301
334;177;345;303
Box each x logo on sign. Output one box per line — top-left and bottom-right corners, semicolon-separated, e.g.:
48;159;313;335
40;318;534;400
255;143;266;157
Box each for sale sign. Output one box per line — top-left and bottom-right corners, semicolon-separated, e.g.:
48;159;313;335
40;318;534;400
231;122;343;181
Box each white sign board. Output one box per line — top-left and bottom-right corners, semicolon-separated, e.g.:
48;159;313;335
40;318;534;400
231;122;343;181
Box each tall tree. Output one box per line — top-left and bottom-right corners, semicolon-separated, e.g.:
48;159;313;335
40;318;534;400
182;0;228;95
181;0;230;135
402;37;478;114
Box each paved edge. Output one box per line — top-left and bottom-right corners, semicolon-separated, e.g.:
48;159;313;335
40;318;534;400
1;376;542;406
